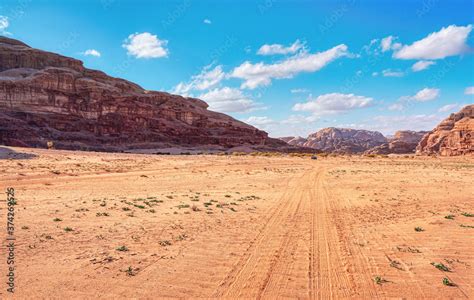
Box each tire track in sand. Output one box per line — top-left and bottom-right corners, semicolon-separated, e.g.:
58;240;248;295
215;166;358;299
212;168;314;298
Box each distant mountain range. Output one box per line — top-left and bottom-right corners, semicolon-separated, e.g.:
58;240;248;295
280;107;473;156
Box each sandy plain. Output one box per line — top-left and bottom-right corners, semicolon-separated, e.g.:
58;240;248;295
0;146;473;299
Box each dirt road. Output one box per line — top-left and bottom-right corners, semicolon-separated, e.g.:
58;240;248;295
0;147;472;298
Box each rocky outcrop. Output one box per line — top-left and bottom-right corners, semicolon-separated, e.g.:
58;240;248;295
365;130;428;154
301;128;386;153
279;136;308;147
416;105;473;156
0;37;287;151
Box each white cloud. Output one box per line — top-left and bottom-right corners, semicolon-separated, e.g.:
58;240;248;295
290;88;310;94
369;114;443;135
412;87;440;101
411;60;435;72
438;103;459;113
203;19;212;25
363;38;380;55
173;65;225;95
257;40;304;56
123;32;169;58
393;25;473;60
389;87;440;111
382;69;405;77
380;36;402;52
292;93;374;115
82;49;101;57
0;15;10;35
198;87;263;113
244;116;275;126
465;86;474;95
231;44;350;89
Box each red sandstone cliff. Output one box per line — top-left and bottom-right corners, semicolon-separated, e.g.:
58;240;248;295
416;105;473;156
0;37;286;151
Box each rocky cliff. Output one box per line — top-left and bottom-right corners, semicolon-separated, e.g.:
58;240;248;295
416;105;473;156
365;130;428;155
0;37;286;151
281;128;387;153
279;136;307;147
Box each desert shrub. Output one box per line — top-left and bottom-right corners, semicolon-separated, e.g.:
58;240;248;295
431;262;450;272
443;277;455;286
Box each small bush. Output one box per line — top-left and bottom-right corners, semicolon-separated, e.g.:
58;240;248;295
116;245;129;252
414;227;424;232
374;276;385;284
443;277;455;286
431;262;450;272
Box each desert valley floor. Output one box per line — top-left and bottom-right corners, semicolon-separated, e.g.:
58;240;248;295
0;147;473;299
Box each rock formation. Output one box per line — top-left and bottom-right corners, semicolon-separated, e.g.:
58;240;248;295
0;37;287;151
365;130;428;155
416;104;473;156
279;136;308;147
304;128;386;153
280;128;386;153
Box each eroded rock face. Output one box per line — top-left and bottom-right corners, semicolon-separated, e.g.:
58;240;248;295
0;37;286;151
279;136;308;147
301;128;386;153
365;130;428;154
416;105;474;156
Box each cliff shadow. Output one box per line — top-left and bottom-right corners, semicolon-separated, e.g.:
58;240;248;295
0;146;37;160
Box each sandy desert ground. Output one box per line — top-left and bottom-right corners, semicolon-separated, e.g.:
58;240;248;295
0;146;473;299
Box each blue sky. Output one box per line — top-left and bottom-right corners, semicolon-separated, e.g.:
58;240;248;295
1;0;473;137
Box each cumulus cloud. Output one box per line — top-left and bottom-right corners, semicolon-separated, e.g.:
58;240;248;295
0;15;10;35
257;40;304;56
231;44;350;89
123;32;169;58
82;49;101;57
198;87;263;113
380;36;402;52
203;19;212;24
393;25;473;60
292;93;374;115
412;88;440;101
465;86;474;95
382;69;405;77
411;60;436;72
173;65;225;95
389;88;440;111
438;103;459;113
